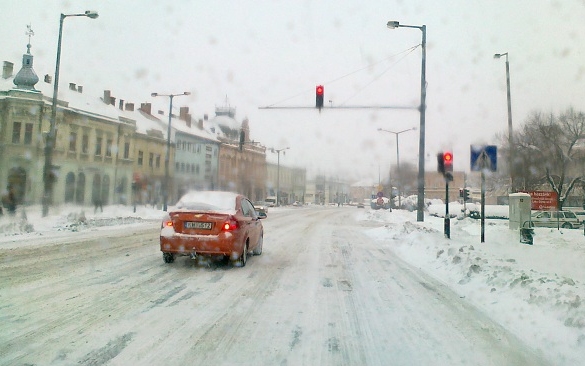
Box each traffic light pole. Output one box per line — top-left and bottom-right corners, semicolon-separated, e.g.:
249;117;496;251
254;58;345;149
444;177;450;239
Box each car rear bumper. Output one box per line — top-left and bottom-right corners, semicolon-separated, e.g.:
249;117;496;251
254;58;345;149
160;234;242;256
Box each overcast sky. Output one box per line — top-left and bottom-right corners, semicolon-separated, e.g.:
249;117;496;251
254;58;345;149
2;0;584;183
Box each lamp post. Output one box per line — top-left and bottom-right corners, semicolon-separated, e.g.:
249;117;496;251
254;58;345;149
42;10;98;217
378;127;417;208
494;52;514;193
387;21;427;222
270;147;289;206
151;91;191;211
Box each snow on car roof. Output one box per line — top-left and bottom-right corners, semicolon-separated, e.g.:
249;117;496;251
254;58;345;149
174;191;239;212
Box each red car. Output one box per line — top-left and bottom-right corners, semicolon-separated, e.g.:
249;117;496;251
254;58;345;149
160;191;265;266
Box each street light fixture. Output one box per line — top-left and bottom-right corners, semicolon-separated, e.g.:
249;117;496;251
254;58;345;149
270;147;290;207
387;20;427;222
151;91;191;211
378;127;417;208
494;52;514;193
42;10;99;217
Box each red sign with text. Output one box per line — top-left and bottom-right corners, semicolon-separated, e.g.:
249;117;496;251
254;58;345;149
523;191;558;210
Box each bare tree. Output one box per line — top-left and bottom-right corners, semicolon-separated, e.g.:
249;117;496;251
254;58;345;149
510;107;585;209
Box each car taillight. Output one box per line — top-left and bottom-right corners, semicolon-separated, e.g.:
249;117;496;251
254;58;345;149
222;217;238;231
161;215;173;229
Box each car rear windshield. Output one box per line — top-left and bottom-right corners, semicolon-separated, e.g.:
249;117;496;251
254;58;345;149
175;191;237;212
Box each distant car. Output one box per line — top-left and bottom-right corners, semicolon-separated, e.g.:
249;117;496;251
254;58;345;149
160;191;265;266
356;202;365;208
292;201;302;206
253;201;268;216
529;210;581;229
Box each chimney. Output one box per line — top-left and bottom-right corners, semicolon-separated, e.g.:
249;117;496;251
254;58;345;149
158;110;164;115
185;114;192;127
69;82;76;91
140;102;151;115
77;85;83;93
204;114;208;121
198;118;203;129
179;106;189;121
119;99;124;110
125;103;134;112
103;90;111;104
2;61;14;79
110;96;116;106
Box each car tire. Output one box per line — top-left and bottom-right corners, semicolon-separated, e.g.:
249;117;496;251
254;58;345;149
562;222;573;229
253;234;263;256
163;252;175;263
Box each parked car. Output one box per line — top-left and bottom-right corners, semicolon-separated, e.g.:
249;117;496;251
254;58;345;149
160;191;265;266
529;210;581;229
356;202;365;208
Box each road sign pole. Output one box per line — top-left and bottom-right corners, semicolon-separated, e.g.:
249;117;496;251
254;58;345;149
481;170;486;243
444;179;450;239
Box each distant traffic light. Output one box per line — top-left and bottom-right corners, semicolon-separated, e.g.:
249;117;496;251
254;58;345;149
437;153;445;174
316;85;324;109
463;188;470;202
443;151;453;172
459;188;464;198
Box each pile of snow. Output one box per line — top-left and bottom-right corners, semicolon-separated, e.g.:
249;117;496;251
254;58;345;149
357;208;585;365
0;204;164;237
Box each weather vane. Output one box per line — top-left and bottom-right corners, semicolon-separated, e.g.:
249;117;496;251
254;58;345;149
25;24;34;53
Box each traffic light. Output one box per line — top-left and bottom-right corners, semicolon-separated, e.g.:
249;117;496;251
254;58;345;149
463;188;470;202
459;188;464;198
316;85;324;109
443;151;453;172
239;130;245;151
437;153;445;174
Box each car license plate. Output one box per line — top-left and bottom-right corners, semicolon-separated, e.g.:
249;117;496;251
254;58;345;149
184;221;212;229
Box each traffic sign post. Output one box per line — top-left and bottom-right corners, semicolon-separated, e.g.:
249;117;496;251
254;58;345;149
470;145;498;243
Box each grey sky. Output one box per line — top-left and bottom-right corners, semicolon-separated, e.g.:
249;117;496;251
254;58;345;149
2;0;584;182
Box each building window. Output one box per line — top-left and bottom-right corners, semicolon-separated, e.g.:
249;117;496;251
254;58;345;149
12;122;21;143
148;153;154;167
24;123;33;145
82;134;89;153
95;136;103;156
69;132;77;152
105;139;113;157
155;154;161;168
206;145;212;152
138;150;143;165
123;142;130;159
177;140;181;150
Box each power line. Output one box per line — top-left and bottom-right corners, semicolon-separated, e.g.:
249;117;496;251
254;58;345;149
261;44;421;108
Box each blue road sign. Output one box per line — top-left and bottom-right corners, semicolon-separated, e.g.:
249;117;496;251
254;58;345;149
470;145;497;172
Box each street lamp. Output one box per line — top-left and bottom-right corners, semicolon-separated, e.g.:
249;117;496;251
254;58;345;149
387;20;427;222
270;147;289;207
43;10;99;217
494;52;514;193
151;91;191;211
378;127;417;208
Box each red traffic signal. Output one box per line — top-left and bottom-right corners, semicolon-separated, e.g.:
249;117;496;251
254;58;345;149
316;85;324;109
443;151;453;172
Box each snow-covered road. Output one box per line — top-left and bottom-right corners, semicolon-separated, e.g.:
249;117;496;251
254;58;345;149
0;207;549;365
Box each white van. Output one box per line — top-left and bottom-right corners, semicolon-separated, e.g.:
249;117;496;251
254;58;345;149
265;196;277;207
